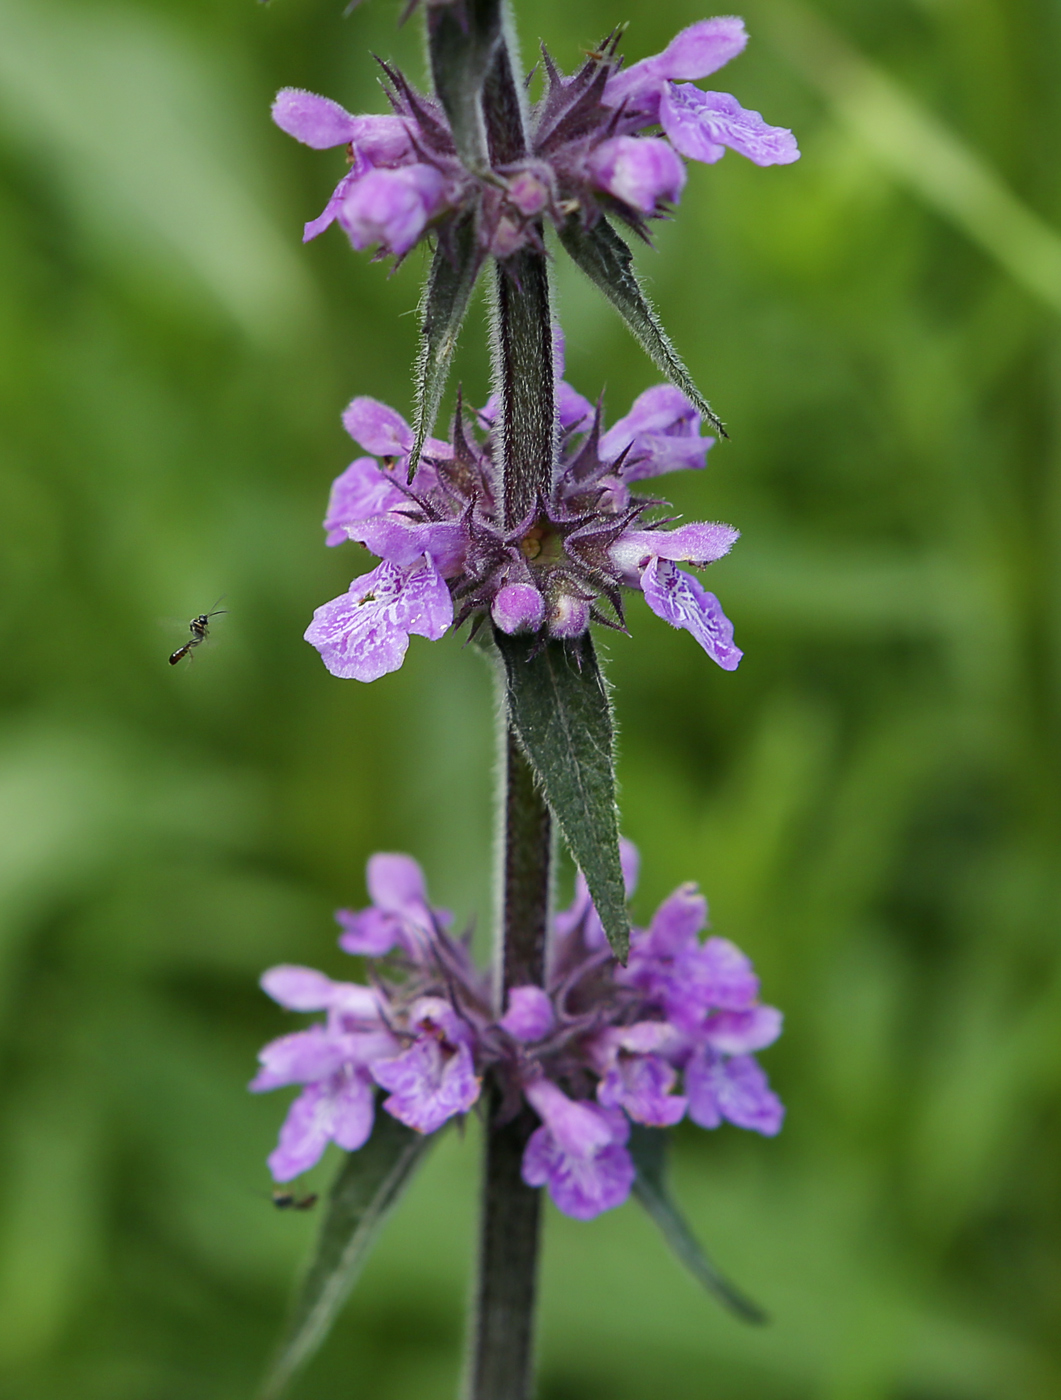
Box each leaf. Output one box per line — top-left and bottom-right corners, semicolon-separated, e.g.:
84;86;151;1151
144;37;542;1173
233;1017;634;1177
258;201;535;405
258;1113;435;1400
428;0;503;172
409;213;484;478
629;1125;767;1325
557;216;726;437
494;630;629;962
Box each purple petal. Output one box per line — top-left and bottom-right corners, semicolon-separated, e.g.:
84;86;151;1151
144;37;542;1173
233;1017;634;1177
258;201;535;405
602;385;698;448
492;583;545;635
304;558;453;683
260;965;341;1012
266;1067;377;1180
250;1025;351;1091
329;1069;377;1152
408;995;473;1048
348;114;416;168
646;883;708;954
599;385;714;480
661;85;800;168
604;18;749;116
557;380;594;432
587;136;686;214
685;1049;784;1135
303;171;361;243
324;457;408;545
597;1052;687;1127
272;88;360;149
267;1083;334;1180
523;1079;615;1156
345;516;468;575
338;165;446;257
610;522;739;581
336;906;404;956
499;986;555;1042
693;936;761;1011
520;1124;635;1220
372;1038;480;1134
640;558;742;670
703;1005;783;1054
342;397;414;457
369;853;428;911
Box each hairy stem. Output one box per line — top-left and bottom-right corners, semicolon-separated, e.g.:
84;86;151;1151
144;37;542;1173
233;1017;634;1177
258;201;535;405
467;28;557;1400
468;734;550;1400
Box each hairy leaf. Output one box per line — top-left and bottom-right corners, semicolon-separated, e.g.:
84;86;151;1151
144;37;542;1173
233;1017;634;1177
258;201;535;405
258;1113;434;1400
495;630;629;962
557;216;726;437
428;0;503;172
410;213;484;478
629;1125;767;1324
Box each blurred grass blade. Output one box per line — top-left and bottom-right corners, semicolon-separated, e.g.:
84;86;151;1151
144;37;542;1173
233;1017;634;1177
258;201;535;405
761;0;1061;316
629;1126;767;1325
410;213;484;477
558;216;725;435
494;630;629;962
259;1114;434;1400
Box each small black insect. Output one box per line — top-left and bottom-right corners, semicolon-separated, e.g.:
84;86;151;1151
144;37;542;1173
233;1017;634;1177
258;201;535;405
169;606;226;665
271;1189;318;1211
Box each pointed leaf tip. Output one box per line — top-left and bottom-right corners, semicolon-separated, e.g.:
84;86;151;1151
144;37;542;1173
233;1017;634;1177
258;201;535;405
557;216;726;438
258;1111;434;1400
495;630;629;963
629;1125;767;1325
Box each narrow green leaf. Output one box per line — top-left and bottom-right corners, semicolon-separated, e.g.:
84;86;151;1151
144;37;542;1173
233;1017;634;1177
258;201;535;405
557;216;726;437
629;1125;767;1325
258;1113;434;1400
410;214;484;478
494;630;629;962
428;0;503;172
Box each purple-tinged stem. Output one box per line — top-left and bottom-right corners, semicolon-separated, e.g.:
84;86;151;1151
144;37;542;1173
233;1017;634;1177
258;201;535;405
468;32;555;1400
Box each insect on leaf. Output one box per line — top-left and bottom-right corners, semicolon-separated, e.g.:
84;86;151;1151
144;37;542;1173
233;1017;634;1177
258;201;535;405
409;212;484;479
557;215;726;437
629;1124;767;1324
495;630;629;963
258;1111;435;1400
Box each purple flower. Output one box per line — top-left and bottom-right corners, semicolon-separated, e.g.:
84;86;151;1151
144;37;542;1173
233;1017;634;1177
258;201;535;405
591;1024;687;1127
306;373;739;679
371;997;482;1133
335;852;443;957
521;1079;636;1220
271;19;797;263
603;17;750;117
252;844;783;1212
250;966;398;1179
304;557;453;682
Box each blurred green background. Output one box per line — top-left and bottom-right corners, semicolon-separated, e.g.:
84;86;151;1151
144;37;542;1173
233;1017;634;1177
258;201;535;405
1;0;1060;1394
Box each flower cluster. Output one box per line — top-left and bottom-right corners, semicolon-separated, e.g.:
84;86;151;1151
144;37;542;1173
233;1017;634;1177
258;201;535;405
305;344;741;681
251;844;783;1220
272;17;798;261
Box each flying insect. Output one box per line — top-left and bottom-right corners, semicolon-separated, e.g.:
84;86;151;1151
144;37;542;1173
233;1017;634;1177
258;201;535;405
169;605;226;665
